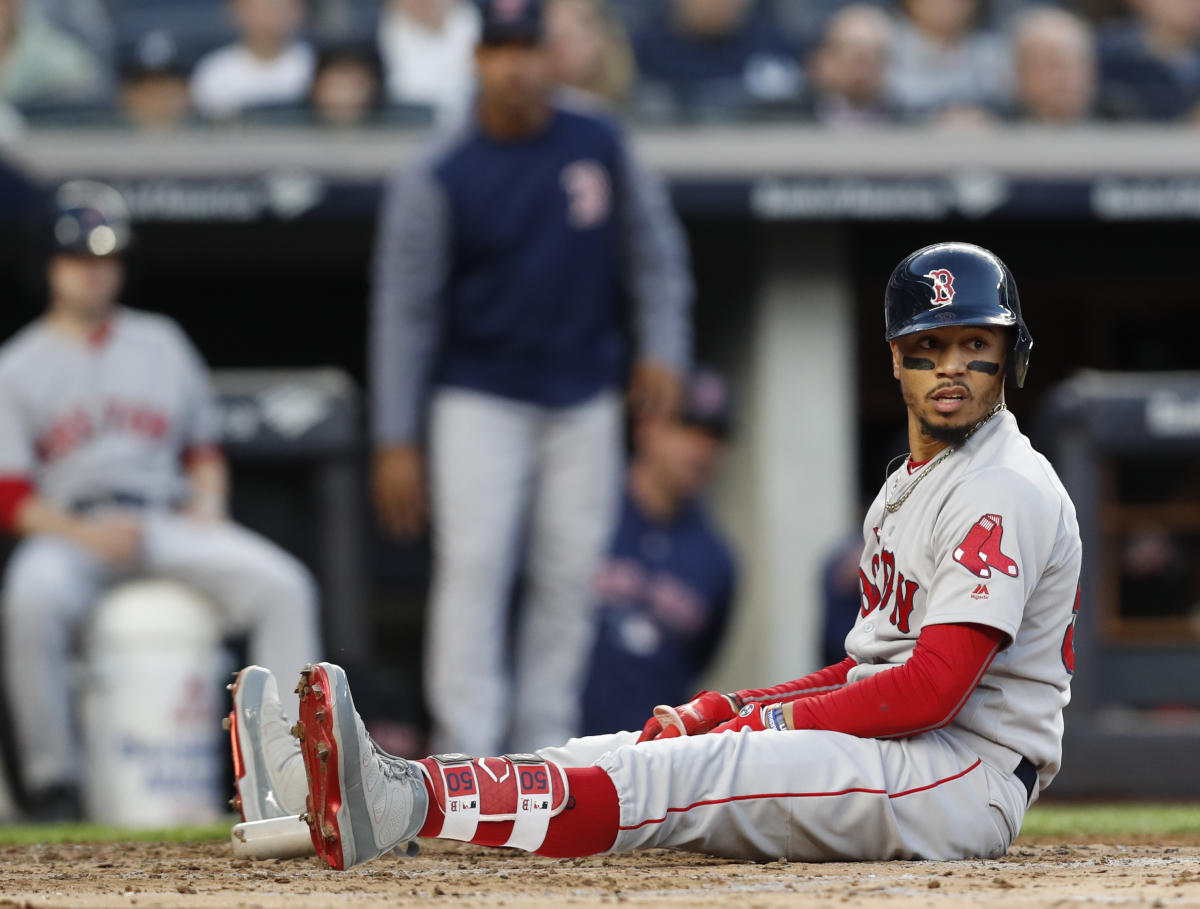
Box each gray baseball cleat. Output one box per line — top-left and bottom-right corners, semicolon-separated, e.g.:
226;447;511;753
295;662;428;870
225;665;309;822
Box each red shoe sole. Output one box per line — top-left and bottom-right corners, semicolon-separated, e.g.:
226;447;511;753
225;673;246;821
295;664;346;870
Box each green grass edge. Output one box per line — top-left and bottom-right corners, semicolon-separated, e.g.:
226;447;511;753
0;815;236;845
0;804;1197;845
1019;803;1200;838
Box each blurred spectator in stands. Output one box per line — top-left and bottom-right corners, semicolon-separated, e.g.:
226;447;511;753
190;0;314;120
1097;0;1200;121
888;0;1013;122
546;0;635;107
771;0;889;51
0;97;20;137
377;0;479;124
34;0;115;79
118;29;193;131
309;41;384;126
0;0;110;109
1011;8;1099;123
581;368;737;737
632;0;804;121
801;4;895;126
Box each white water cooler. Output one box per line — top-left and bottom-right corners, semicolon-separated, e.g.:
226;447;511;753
80;580;226;826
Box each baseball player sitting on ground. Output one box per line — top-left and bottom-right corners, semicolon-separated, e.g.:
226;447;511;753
0;181;322;822
229;241;1081;864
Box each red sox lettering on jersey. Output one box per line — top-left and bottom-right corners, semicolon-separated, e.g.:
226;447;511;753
36;401;171;463
858;547;919;634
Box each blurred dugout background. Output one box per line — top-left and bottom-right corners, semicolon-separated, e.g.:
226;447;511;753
0;0;1198;798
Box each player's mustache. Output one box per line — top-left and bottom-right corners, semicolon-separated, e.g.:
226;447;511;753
926;381;972;400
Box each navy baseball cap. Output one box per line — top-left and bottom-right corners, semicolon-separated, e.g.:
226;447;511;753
679;369;734;438
479;0;544;45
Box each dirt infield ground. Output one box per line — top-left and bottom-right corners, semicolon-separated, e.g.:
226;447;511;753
1;836;1198;908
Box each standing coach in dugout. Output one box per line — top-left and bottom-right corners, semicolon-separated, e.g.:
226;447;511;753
369;0;694;757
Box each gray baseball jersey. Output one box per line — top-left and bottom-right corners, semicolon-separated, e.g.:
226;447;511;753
0;308;221;508
851;407;1082;790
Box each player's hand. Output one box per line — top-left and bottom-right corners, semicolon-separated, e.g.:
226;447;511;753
628;359;682;420
712;702;789;735
637;690;738;743
75;513;143;564
373;444;427;538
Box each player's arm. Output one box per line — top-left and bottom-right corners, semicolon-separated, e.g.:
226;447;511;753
616;132;693;418
4;488;142;563
369;163;449;538
183;445;229;521
714;622;1006;737
637;657;859;742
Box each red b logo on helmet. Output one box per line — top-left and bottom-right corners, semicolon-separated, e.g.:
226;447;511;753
924;269;955;306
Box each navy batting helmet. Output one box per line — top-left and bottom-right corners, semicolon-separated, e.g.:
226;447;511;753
884;241;1033;388
49;180;132;258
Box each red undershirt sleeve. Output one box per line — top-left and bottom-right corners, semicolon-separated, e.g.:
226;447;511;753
787;623;1006;739
0;476;34;532
735;656;858;707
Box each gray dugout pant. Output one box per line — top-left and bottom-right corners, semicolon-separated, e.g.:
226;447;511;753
424;387;622;757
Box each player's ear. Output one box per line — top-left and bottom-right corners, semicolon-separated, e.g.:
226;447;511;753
889;341;901;380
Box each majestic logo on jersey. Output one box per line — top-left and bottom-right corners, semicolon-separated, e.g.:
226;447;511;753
561;160;612;230
858;546;920;634
924;268;956;306
953;514;1019;580
971;584;990;599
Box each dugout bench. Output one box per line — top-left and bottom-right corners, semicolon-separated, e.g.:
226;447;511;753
1041;371;1200;797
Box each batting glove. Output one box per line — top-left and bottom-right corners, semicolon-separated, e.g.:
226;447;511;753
637;690;740;743
712;701;789;734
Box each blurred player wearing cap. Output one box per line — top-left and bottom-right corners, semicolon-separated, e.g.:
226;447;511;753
369;0;693;757
581;368;737;736
0;181;321;821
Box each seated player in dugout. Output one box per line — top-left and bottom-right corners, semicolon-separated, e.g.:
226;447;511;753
0;181;321;821
229;241;1082;864
581;367;737;738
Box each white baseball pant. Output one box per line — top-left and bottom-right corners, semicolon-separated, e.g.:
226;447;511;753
539;727;1030;861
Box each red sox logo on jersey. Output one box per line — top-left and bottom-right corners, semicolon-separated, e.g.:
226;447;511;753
560;160;612;229
924;268;956;306
953;514;1019;580
858;547;919;634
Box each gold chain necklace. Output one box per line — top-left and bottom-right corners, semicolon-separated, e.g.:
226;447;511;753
884;403;1007;514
